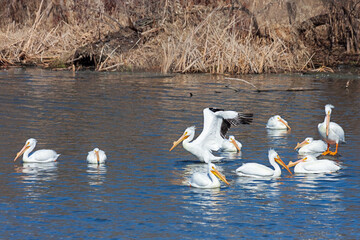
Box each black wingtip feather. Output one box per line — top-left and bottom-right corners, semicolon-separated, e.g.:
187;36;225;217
228;113;253;126
238;113;253;125
220;112;253;137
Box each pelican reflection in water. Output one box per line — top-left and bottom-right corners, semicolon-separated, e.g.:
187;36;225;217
87;164;107;185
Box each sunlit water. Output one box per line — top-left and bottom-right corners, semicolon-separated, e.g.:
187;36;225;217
0;68;359;239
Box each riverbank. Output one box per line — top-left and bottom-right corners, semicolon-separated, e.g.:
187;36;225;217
1;1;359;74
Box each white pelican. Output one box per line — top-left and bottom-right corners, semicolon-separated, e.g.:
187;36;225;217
294;137;327;155
87;148;107;164
169;108;253;162
318;104;345;155
220;135;242;152
14;138;60;163
189;162;230;188
287;155;341;174
266;115;291;130
235;149;292;177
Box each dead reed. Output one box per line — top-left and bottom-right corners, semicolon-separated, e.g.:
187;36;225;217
0;1;316;73
123;6;311;74
0;0;117;68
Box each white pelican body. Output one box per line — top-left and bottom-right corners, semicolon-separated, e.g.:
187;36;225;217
236;149;292;177
266;115;291;130
87;148;107;164
318;104;345;155
288;155;341;174
220;135;242;152
294;137;327;154
189;162;230;188
14;138;60;163
170;108;252;162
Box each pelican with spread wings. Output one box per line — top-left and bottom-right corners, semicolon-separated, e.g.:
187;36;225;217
169;108;253;162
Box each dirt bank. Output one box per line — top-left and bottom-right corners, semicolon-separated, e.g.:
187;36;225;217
0;0;359;73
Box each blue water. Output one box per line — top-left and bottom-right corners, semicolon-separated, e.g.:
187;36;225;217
0;68;359;239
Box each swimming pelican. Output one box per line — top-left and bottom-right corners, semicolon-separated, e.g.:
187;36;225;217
287;155;341;174
14;138;60;163
189;162;230;188
235;149;292;177
87;148;107;164
169;108;253;162
294;137;327;155
220;135;242;152
266;115;291;130
318;104;345;155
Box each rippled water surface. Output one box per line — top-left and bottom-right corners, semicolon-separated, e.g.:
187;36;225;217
0;68;359;239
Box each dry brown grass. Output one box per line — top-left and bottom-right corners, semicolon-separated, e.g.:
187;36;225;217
124;6;311;74
1;22;76;66
0;0;120;68
0;1;312;73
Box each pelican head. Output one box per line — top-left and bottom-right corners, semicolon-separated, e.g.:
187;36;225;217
325;104;334;115
228;135;241;152
14;138;37;162
275;115;291;130
268;149;292;175
287;155;317;168
93;148;100;164
324;104;334;136
294;137;313;150
169;126;195;151
209;163;230;185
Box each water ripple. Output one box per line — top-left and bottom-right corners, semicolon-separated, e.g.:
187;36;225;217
0;69;359;239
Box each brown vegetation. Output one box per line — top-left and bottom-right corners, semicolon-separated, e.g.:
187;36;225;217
0;0;359;74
